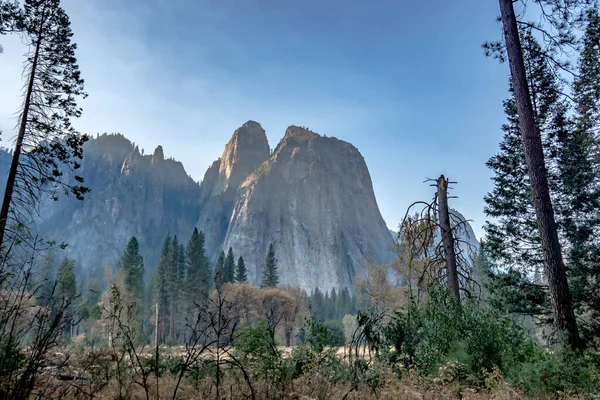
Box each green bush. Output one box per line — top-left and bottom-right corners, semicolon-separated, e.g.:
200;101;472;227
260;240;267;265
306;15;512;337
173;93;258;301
234;321;285;381
0;337;24;380
506;346;600;396
298;316;342;351
362;284;600;395
290;317;356;384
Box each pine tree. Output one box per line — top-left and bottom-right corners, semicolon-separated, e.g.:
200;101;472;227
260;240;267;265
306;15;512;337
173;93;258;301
168;235;181;343
484;32;567;321
119;237;145;302
56;257;76;302
37;248;57;307
186;228;210;307
214;251;226;289
235;256;247;283
310;287;325;321
337;287;352;316
56;257;76;336
565;8;600;338
497;0;581;348
155;234;171;343
261;243;279;288
0;0;89;249
223;247;235;284
330;288;338;319
174;242;186;341
117;237;145;337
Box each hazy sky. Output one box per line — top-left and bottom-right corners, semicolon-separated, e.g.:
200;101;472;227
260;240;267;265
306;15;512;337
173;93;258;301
0;0;510;238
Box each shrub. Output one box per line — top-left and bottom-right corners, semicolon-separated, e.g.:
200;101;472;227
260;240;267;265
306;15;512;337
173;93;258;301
234;320;285;381
367;284;562;387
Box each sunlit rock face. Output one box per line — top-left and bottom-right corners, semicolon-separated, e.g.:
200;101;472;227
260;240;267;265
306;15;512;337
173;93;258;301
196;121;271;259
215;125;397;293
0;122;478;294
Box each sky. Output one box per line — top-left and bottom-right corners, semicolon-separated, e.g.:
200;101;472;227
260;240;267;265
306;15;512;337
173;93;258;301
0;0;511;239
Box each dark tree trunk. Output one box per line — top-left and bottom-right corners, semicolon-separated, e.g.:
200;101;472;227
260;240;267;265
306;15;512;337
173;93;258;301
0;31;43;250
498;0;582;348
436;175;461;304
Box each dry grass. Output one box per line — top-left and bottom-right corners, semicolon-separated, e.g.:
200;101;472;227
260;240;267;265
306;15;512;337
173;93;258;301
24;346;585;400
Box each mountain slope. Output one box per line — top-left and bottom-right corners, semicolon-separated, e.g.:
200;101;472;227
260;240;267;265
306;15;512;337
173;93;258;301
0;124;478;294
32;134;201;272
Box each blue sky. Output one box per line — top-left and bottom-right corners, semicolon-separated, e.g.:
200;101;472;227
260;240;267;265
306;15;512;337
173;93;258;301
0;0;510;238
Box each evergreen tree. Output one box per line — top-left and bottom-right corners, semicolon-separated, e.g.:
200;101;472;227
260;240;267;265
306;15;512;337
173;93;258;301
37;248;57;307
337;287;352;316
235;256;247;283
214;251;226;289
167;235;181;343
186;228;210;307
223;247;236;284
565;8;600;338
0;0;89;249
56;257;77;336
330;288;338;319
56;257;76;303
119;237;145;302
485;27;599;345
175;241;186;341
484;32;567;321
497;0;581;347
310;287;325;321
155;234;172;343
85;276;102;321
118;237;145;338
261;243;279;288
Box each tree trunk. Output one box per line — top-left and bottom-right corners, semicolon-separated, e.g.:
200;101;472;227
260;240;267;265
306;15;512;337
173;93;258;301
0;31;43;250
498;0;582;348
169;297;174;344
436;175;461;304
155;302;159;347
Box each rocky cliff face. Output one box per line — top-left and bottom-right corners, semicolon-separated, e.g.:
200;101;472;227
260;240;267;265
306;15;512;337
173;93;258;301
0;123;477;294
211;124;397;293
197;121;271;257
31;134;201;272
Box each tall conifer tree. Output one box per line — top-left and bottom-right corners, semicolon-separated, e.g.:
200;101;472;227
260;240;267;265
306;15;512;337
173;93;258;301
0;0;89;250
223;247;235;284
565;8;600;337
497;0;581;348
214;251;226;289
56;256;76;336
56;257;76;302
261;243;279;288
186;228;210;307
235;256;247;283
154;234;171;344
310;287;325;320
119;236;145;303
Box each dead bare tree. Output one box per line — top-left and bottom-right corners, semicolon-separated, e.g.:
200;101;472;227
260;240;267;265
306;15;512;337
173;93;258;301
398;176;479;302
437;175;461;304
103;283;151;400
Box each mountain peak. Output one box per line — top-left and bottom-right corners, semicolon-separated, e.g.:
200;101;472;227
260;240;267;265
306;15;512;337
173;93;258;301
283;125;320;141
152;145;165;164
199;121;270;202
